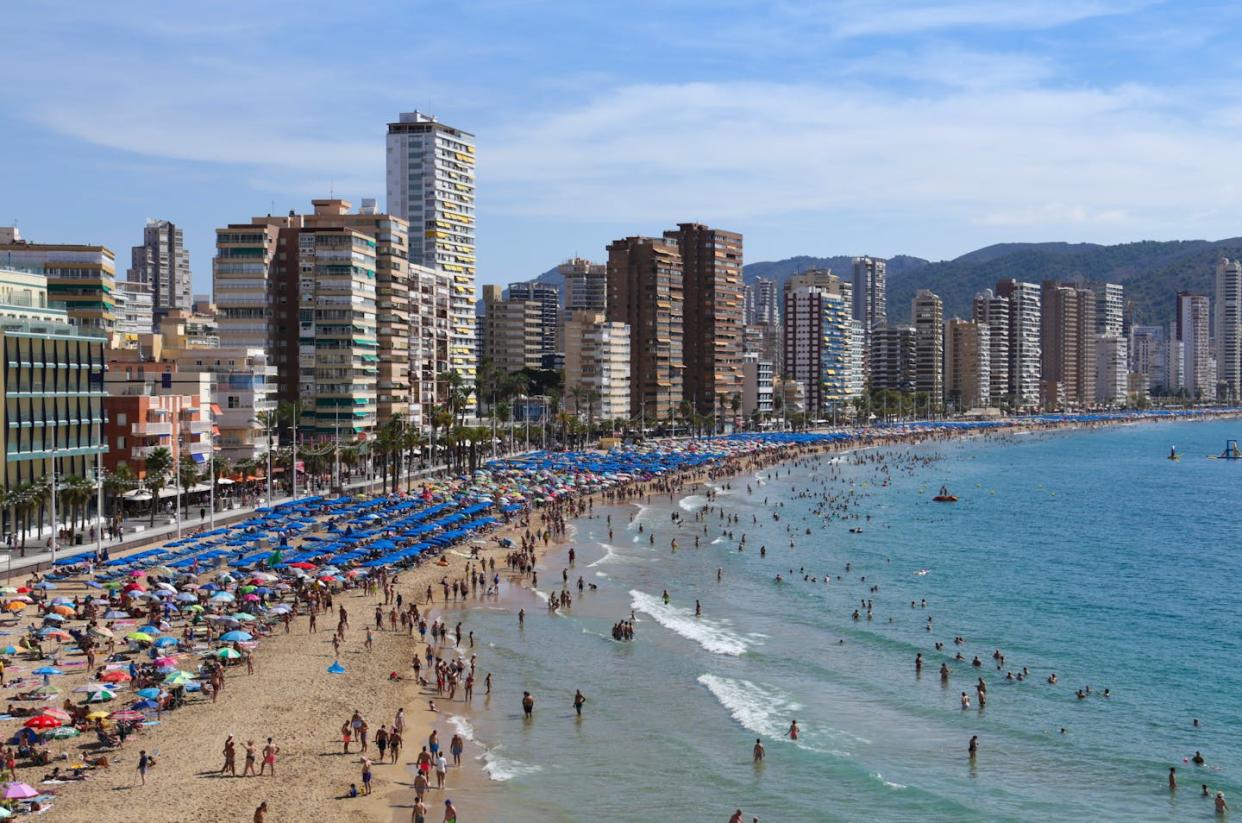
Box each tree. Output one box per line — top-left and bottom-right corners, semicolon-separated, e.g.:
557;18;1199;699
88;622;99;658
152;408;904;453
143;447;173;527
103;465;137;517
60;476;96;534
177;455;200;519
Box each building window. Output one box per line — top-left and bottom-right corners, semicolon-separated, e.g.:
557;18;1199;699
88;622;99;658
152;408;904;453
228;396;240;409
116;413;126;426
117;436;126;449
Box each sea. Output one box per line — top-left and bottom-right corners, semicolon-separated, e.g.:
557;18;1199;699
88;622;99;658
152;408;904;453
448;419;1242;821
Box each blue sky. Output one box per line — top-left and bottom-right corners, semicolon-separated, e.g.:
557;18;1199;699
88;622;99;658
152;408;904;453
3;0;1242;295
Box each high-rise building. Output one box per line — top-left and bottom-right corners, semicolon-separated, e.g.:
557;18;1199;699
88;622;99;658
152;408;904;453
0;227;117;334
481;285;543;375
871;325;916;393
1128;325;1167;392
788;269;851;313
745;277;780;327
741;352;774;419
386;112;476;395
1095;333;1128;406
911;290;944;408
214;199;410;437
508;281;560;358
606;236;684;422
996;279;1041;410
852;256;886;356
1214;258;1242;400
782;286;853;418
944;319;990;410
1040;282;1097;409
562;310;631;421
1093;283;1124;336
409;263;452;429
114;281;155;340
972;289;1010;407
128;218;193;323
560;258;608;313
667;223;743;417
0;266;106;496
1176;291;1211;398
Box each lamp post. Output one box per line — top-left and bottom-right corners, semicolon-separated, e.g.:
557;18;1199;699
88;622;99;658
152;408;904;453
95;448;103;559
290;421;298;501
49;443;58;565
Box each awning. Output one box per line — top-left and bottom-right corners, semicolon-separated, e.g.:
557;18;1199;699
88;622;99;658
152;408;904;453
210;404;222;415
191;452;207;464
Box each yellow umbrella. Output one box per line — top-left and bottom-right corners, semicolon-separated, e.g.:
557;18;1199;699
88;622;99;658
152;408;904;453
85;710;110;721
50;605;74;617
5;601;27;612
126;632;153;643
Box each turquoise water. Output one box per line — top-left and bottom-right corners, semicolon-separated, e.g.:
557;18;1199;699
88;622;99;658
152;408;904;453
451;420;1242;820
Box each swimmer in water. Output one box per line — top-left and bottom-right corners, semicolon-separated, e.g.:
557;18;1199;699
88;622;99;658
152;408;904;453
788;720;799;740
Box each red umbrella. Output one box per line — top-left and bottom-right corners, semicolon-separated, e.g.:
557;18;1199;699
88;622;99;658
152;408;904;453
288;562;316;570
99;670;132;683
23;714;62;729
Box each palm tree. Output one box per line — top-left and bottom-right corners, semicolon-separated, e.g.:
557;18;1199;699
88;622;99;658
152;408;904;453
143;447;173;527
103;465;137;517
60;476;95;534
177;455;200;519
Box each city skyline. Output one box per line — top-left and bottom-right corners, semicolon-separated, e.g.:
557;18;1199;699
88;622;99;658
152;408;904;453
6;2;1242;295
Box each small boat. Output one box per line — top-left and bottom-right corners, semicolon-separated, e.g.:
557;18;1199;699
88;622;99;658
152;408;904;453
1168;446;1180;461
933;486;957;503
1218;440;1242;460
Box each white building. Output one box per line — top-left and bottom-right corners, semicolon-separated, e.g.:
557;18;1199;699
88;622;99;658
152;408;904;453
1093;283;1124;336
1215;258;1242;400
741;352;774;419
996;280;1041;410
563;310;631;421
114;280;154;339
1094;334;1128;406
782;286;852;419
386;112;477;394
972;289;1010;407
1177;292;1211;398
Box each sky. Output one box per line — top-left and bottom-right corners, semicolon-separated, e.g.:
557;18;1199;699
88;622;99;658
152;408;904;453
3;0;1242;295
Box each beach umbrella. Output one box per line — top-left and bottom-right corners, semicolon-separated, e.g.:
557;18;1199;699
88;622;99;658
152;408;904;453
130;699;159;711
108;710;144;722
163;671;194;686
99;670;131;683
154;656;178;667
327;660;345;674
39;628;72;640
33;582;56;590
135;688;162;700
122;582;145;593
49;605;74;617
22;715;61;729
156;582;177;593
86;688;116;703
32;666;62;676
4;602;26;613
89;626;114;639
231;612;257;622
48;726;80;739
242;594;260;602
85;711;110;721
153;636;178;648
104;609;129;619
185;604;204;613
216;648;241;660
210;591;235;603
238;585;257;594
32;685;61;697
41;614;65;623
3;782;38;799
36;707;71;723
0;587;15;595
126;632;153;643
219;630;252;642
128;570;146;578
175;592;197;603
137;624;162;635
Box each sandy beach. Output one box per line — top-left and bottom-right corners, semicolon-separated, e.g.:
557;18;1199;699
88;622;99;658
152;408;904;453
4;407;1237;822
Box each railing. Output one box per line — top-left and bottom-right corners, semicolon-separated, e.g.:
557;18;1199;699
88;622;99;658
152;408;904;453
132;421;173;436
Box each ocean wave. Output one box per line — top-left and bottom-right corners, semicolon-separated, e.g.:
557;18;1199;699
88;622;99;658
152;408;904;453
448;715;543;782
588;541;642;567
630;590;753;656
872;772;907;790
627;503;652;530
679;494;708;512
697;674;853;757
710;537;726;545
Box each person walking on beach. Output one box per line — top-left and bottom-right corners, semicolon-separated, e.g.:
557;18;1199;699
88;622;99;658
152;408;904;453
573;689;586;717
389;728;403;764
449;732;464;766
254;801;268;823
522;691;535;718
260;738;279;776
361;757;373;795
411;796;427;823
434;751;448;789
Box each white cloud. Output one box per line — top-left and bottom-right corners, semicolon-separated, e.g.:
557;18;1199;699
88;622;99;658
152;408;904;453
975;204;1131;227
806;0;1150;38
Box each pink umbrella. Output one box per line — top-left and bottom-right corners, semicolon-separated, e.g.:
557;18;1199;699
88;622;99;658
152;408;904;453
154;656;178;667
128;570;146;578
3;782;38;799
242;594;260;602
108;710;144;722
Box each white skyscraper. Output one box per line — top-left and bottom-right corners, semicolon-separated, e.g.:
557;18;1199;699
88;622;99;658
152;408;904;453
1215;257;1242;400
996;279;1041;410
1177;292;1211;398
386;111;477;396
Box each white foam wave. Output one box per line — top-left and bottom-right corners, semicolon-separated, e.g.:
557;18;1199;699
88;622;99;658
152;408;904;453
630;591;752;656
697;674;855;756
448;715;543;782
873;773;907;789
710;537;725;545
594;572;608;578
679;494;708;512
531;588;549;602
482;747;543;781
587;541;632;567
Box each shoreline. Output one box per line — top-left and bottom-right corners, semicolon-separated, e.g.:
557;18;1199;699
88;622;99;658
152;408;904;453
27;408;1242;822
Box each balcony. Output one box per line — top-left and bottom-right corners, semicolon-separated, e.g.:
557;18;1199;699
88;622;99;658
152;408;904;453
131;445;165;459
132;421;173;436
186;420;213;433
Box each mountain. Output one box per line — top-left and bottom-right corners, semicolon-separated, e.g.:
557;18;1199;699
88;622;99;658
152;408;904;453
525;237;1242;327
745;240;1242;325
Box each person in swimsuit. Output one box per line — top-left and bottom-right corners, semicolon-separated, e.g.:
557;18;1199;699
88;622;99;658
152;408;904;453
443;799;458;823
411;797;427;823
243;741;257;777
260;738;278;776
